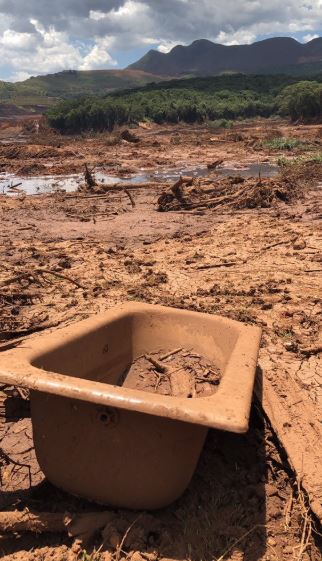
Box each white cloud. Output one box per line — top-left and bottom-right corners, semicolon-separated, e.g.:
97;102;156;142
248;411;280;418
10;71;31;82
79;37;117;70
1;1;322;80
89;10;107;21
157;40;180;53
215;29;257;46
303;33;319;42
1;29;37;49
0;19;117;80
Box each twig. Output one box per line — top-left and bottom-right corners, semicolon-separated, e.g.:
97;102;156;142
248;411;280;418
196;261;238;270
6;183;23;190
145;355;168;374
0;450;32;488
159;348;182;361
154;372;162;392
84;163;97;190
36;269;84;289
0;336;26;352
300;345;322;357
296;479;313;561
115;514;142;561
259;236;298;252
216;524;266;561
124;189;136;208
284;490;293;529
0;272;39;288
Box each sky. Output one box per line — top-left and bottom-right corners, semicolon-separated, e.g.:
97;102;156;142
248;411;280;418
0;0;322;82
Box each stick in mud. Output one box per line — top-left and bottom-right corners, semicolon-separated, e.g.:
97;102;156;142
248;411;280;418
159;347;183;361
84;163;97;190
145;354;167;373
124;188;136;208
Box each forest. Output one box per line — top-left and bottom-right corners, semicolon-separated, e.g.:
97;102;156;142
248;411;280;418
46;74;322;133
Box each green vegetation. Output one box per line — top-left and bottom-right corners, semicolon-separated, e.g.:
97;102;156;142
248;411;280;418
277;153;322;166
0;69;164;113
46;73;322;134
208;119;234;129
277;81;322;121
12;69;163;98
263;137;303;151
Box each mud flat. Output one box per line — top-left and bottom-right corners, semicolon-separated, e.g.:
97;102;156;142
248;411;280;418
0;118;321;560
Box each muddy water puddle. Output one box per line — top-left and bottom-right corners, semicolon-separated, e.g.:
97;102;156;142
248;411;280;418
0;171;146;196
0;162;278;195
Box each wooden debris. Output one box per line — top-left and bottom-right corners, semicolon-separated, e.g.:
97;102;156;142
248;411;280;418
159;348;183;361
157;174;300;212
124;188;136;208
300;344;322;357
207;159;224;170
196;261;238;270
0;268;84;290
35;268;84;290
127;349;221;398
168;367;194;398
145;355;168;373
84;163;97;190
121;129;140;143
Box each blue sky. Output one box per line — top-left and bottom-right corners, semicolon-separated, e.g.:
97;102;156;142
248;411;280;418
0;1;321;82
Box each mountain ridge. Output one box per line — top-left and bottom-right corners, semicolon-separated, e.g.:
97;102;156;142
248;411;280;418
128;36;322;76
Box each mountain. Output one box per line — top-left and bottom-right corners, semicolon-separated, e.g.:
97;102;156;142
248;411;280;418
0;69;165;116
2;36;322;118
128;37;322;76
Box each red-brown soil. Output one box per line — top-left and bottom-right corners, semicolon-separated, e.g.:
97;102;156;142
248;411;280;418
0;119;321;560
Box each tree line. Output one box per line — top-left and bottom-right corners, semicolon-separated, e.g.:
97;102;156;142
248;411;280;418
46;74;322;133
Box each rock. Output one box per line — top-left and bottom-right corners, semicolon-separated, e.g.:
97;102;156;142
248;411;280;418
207;159;224;170
293;239;306;250
130;553;145;561
101;554;113;561
105;247;117;255
284;341;298;352
143;553;158;561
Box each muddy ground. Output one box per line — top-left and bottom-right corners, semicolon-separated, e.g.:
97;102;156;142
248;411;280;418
0;118;321;560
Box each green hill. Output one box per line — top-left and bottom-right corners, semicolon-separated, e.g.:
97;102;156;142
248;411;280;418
0;69;165;116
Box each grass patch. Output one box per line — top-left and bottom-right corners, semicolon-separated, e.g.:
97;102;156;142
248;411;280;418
263;137;303;151
277;152;322;166
208;119;234;130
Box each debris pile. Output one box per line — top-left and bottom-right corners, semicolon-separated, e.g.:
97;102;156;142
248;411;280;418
122;347;222;398
280;160;322;185
157;174;299;212
120;129;140;143
77;164;137;209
